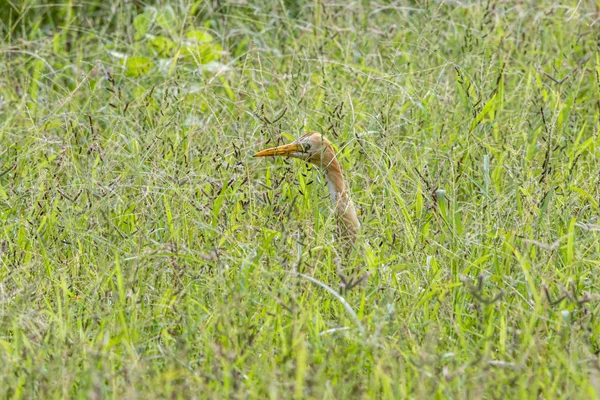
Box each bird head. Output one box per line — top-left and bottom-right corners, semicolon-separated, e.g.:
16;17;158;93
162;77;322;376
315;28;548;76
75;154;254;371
253;132;336;168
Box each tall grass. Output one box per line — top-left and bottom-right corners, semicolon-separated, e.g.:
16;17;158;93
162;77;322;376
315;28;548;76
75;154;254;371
1;0;600;397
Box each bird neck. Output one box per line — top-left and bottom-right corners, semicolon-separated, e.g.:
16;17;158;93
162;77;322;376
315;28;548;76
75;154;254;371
324;158;345;202
323;157;360;241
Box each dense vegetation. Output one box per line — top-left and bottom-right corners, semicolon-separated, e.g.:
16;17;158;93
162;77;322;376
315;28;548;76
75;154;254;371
1;0;600;397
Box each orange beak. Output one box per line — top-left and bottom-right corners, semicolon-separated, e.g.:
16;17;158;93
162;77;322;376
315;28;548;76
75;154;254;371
253;143;302;158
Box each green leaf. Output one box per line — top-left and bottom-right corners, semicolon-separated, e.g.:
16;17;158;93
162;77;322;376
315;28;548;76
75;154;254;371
124;56;153;77
28;58;44;104
183;43;221;64
212;178;229;227
133;12;151;40
567;217;576;266
186;29;214;43
149;36;175;57
470;93;497;132
0;182;8;201
219;76;234;101
190;0;204;15
156;6;176;33
569;186;599;209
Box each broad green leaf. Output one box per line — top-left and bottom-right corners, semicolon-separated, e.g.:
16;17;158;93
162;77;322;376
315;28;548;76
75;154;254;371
149;36;175;57
133;12;151;39
186;29;214;43
124;56;153;76
156;6;176;33
183;43;222;64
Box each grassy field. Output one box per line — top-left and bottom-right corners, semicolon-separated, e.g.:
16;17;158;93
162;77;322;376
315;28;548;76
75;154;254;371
1;0;600;398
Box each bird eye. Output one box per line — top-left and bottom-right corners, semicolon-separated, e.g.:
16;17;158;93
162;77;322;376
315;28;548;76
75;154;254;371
301;143;311;152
